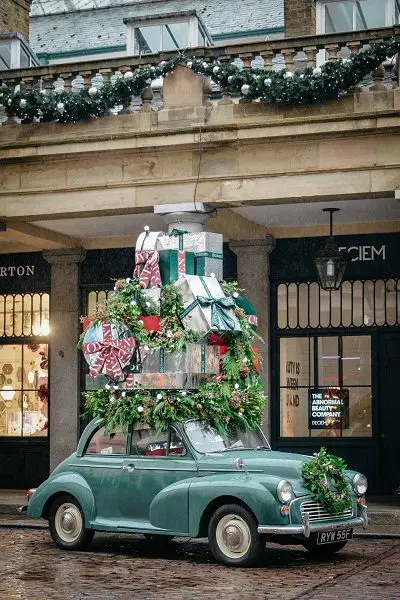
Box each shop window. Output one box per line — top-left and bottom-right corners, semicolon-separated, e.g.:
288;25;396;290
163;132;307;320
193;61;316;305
86;290;113;318
85;426;127;455
0;344;48;437
0;293;49;338
280;335;372;438
277;279;399;329
317;0;398;34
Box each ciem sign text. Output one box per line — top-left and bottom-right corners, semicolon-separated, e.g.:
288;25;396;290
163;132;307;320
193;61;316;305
338;245;386;262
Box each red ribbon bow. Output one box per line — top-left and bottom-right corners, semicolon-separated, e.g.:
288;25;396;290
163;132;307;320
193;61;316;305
82;322;137;382
133;250;162;288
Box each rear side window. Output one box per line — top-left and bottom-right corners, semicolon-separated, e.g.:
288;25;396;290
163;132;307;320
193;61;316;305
85;426;128;455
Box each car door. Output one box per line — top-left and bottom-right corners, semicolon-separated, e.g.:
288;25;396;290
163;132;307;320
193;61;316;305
76;424;129;527
118;424;197;534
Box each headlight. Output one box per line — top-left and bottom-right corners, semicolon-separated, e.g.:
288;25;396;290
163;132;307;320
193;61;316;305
277;480;294;503
353;474;368;496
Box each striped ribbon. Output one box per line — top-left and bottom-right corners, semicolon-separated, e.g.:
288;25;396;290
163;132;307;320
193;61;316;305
133;250;162;288
82;322;137;382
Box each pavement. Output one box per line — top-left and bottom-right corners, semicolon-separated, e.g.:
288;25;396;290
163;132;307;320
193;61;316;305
0;489;399;535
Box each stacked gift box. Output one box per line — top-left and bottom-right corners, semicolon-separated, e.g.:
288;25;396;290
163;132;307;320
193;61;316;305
82;226;258;392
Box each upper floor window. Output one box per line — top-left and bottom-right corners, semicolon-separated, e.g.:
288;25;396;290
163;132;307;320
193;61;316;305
317;0;400;33
0;34;39;70
125;11;212;56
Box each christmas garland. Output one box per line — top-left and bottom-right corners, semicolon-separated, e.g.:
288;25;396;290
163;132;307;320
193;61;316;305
302;448;353;515
1;36;399;124
82;278;267;435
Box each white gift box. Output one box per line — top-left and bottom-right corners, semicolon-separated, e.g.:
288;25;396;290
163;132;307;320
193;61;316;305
174;274;241;335
157;231;223;280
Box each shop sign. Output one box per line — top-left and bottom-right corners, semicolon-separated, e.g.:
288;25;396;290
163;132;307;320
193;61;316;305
0;265;35;277
308;388;349;430
337;245;386;262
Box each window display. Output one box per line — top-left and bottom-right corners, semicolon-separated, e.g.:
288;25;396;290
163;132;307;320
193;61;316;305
0;344;48;437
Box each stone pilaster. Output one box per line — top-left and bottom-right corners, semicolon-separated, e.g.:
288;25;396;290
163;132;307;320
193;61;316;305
43;248;86;471
230;237;276;436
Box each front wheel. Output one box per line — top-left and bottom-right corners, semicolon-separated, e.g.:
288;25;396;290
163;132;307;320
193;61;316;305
48;494;95;551
208;504;265;567
304;540;348;556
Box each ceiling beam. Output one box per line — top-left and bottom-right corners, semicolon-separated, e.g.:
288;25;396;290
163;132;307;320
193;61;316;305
0;222;80;249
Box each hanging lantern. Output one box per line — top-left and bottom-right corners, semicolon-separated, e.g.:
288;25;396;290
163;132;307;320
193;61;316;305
314;208;348;291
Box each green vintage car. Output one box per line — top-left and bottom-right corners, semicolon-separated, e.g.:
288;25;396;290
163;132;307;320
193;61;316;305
26;418;368;567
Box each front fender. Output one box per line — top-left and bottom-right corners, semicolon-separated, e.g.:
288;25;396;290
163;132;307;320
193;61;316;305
149;478;196;534
187;473;284;537
27;472;96;527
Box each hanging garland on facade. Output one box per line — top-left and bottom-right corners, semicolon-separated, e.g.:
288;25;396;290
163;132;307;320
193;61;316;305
302;447;353;514
1;36;399;124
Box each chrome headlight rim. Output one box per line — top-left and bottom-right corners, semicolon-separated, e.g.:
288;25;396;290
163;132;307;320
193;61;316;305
277;479;294;504
353;473;368;496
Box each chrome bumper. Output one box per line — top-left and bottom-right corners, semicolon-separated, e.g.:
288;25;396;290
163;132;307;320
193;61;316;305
257;506;368;538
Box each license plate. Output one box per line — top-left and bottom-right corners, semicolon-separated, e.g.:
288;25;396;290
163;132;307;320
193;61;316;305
317;528;353;545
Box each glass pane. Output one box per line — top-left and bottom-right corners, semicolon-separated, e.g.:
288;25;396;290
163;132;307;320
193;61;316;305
20;46;30;68
134;25;161;54
198;25;205;46
0;391;22;436
330;288;341;327
278;284;288;329
318;337;339;386
341;281;352;327
363;280;374;326
288;283;298;328
22;391;48;437
280;387;309;437
385;279;398;325
0;344;22;392
355;0;385;29
309;283;320;328
162;22;189;51
352;281;363;327
320;288;331;327
374;279;386;326
85;426;127;455
169;427;186;456
342;336;371;386
342;387;372;437
280;337;313;387
0;42;11;69
131;428;168;456
23;343;48;389
298;283;309;328
324;2;353;33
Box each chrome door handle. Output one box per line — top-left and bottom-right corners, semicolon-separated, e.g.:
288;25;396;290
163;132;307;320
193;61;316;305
121;464;135;472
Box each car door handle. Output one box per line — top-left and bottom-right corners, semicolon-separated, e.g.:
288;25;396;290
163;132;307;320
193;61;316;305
121;464;135;472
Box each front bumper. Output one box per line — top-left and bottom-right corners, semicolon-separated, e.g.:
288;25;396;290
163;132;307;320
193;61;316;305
257;506;368;538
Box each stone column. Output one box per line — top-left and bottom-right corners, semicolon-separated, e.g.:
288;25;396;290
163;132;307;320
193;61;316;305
43;248;86;472
229;237;276;436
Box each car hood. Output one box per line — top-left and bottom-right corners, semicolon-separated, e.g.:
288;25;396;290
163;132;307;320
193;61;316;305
197;449;314;496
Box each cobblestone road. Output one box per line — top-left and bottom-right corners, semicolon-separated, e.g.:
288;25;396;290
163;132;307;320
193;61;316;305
0;529;399;600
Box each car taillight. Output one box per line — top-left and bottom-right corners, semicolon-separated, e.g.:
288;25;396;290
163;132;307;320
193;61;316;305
26;488;36;502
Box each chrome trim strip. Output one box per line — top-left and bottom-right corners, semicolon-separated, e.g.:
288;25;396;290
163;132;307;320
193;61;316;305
257;515;366;536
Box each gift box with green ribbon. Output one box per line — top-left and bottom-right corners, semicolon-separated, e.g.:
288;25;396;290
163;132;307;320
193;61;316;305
158;249;195;284
174;274;241;335
157;231;223;280
141;343;219;374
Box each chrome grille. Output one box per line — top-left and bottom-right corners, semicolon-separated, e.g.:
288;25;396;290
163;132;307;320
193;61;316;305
300;501;353;522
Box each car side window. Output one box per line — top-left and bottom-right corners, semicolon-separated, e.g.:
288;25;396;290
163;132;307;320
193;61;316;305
85;426;128;455
131;427;187;457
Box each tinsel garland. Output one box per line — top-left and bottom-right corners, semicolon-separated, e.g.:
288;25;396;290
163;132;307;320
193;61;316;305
1;36;399;124
302;448;353;515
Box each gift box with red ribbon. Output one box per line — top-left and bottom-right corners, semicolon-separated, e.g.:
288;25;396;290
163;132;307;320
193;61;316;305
82;321;138;382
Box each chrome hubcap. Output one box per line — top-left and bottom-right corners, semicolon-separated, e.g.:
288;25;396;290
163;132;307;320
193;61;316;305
55;503;82;543
216;514;251;559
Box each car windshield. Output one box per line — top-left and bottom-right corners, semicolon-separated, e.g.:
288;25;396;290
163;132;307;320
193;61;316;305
184;420;270;454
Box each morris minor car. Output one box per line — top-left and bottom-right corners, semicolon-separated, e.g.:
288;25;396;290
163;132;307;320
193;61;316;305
26;418;368;567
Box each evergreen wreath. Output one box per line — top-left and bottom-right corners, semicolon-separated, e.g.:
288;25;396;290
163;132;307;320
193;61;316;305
302;447;353;515
1;36;400;124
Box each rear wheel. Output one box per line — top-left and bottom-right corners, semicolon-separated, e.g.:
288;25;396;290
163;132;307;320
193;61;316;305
48;494;94;551
304;540;348;556
208;503;265;567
